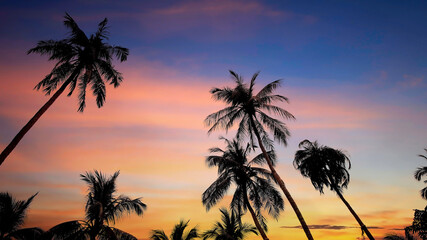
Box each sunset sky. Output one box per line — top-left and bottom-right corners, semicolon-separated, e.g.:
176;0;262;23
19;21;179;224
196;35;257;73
0;1;426;239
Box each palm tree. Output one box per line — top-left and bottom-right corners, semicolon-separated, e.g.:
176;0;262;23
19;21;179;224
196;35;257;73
48;170;145;240
202;208;258;240
150;220;198;240
294;140;375;240
202;138;284;240
0;192;44;240
0;13;129;166
414;148;427;199
205;71;313;240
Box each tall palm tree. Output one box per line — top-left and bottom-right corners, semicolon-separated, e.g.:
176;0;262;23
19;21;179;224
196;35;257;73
0;192;44;240
205;71;313;239
202;208;258;240
414;148;427;199
150;220;198;240
294;140;375;240
48;170;145;240
202;138;284;240
0;13;129;166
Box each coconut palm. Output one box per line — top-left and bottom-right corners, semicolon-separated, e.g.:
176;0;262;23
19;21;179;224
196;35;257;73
0;192;44;240
202;138;284;240
0;13;129;166
202;208;258;240
294;140;375;240
150;220;198;240
205;71;313;240
414;148;427;199
48;170;145;240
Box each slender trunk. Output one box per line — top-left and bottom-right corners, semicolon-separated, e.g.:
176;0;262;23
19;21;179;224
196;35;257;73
334;188;375;240
243;192;269;240
0;71;79;166
249;116;314;240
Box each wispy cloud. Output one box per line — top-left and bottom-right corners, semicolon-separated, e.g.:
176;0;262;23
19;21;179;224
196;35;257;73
281;225;383;230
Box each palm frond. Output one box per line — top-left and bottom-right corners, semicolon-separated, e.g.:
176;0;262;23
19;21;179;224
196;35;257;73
202;172;232;210
63;13;89;46
7;227;44;240
150;229;169;240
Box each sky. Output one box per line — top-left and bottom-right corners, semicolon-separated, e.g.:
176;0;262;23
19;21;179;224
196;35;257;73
0;0;426;239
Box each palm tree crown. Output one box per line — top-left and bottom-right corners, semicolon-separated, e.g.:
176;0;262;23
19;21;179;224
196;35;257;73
28;13;128;112
0;13;128;166
294;139;351;194
414;148;427;199
205;70;294;149
48;170;146;240
150;220;198;240
202;208;258;240
0;192;43;240
202;138;283;240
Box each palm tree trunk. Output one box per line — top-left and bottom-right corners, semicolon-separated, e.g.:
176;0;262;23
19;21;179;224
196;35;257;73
0;71;78;166
243;192;269;240
249;116;314;240
334;188;375;240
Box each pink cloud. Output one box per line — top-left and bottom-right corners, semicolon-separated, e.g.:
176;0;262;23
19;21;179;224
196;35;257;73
398;74;424;88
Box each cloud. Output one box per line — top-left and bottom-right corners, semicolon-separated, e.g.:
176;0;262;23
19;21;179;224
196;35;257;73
132;0;316;41
281;225;384;230
398;74;424;88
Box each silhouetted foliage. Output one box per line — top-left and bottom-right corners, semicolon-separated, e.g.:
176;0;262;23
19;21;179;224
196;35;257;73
202;208;257;240
202;138;283;240
205;71;313;240
48;170;145;240
414;148;427;200
294;140;375;240
150;220;198;240
406;206;427;240
0;192;43;240
0;13;129;166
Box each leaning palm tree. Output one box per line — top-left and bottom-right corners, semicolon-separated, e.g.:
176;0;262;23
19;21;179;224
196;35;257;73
294;140;375;240
414;148;427;199
202;138;284;240
0;13;129;166
0;192;44;240
205;71;313;240
202;208;258;240
48;170;145;240
150;220;198;240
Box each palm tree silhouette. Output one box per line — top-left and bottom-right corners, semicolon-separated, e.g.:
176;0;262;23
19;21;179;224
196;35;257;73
294;140;375;240
414;148;427;199
0;13;129;166
202;138;283;240
48;170;145;240
0;192;43;240
150;220;198;240
202;208;258;240
205;71;313;239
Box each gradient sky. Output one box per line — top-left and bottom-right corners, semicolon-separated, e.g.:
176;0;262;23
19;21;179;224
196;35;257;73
0;1;426;239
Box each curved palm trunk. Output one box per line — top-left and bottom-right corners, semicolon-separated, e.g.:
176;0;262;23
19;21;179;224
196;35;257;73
333;187;375;240
0;72;79;166
249;116;314;240
243;192;269;240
